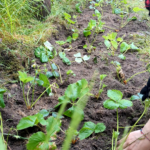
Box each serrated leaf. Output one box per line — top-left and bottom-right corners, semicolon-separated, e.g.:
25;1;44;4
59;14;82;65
51;63;57;70
83;30;91;37
117;37;123;42
17;116;37;130
52;71;59;78
107;90;123;101
34;46;45;58
119;100;133;109
103;99;119;110
26;132;47;150
79;122;96;140
95;123;106;133
130;43;139;50
59;52;66;58
39;74;50;88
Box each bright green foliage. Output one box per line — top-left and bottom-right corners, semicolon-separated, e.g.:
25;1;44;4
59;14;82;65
64;12;75;24
133;7;143;12
120;42;139;53
56;41;66;45
34;46;55;63
79;121;106;140
18;71;34;84
55;79;90;118
72;33;79;40
26;116;61;150
0;89;6;108
59;52;71;65
118;54;126;60
103;90;133;110
17;113;47;130
75;3;82;13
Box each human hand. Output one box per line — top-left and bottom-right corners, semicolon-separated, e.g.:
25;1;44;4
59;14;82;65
117;130;150;150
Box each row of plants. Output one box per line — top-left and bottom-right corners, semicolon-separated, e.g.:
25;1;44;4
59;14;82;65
0;0;149;150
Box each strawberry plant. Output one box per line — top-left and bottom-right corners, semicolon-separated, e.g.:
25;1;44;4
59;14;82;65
78;121;106;140
55;79;90;119
64;12;75;25
103;90;133;150
95;74;107;99
18;71;58;109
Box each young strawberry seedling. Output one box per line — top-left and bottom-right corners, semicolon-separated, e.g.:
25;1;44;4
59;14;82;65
74;52;90;63
103;89;133;150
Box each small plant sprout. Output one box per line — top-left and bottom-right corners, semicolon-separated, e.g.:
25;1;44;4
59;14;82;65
95;74;107;99
18;71;58;109
103;89;133;150
59;52;71;65
78;121;106;140
64;12;75;27
74;52;90;63
64;70;76;82
111;61;125;82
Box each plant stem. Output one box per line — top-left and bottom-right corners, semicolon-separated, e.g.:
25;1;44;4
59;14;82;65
22;84;28;107
114;108;119;150
125;105;147;141
126;70;148;82
37;125;46;133
32;75;37;104
112;129;114;150
31;84;51;108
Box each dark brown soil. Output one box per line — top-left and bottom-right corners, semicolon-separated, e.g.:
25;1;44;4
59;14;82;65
1;2;150;150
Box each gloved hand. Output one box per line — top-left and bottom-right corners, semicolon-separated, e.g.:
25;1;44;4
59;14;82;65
140;78;150;101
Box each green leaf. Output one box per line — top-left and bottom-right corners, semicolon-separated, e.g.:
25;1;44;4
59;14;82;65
104;40;111;49
66;70;74;75
100;74;107;81
120;42;130;53
114;8;121;14
39;74;50;88
83;45;88;49
34;46;45;58
83;55;90;61
103;99;119;110
63;106;84;119
74;52;82;58
130;43;139;51
117;37;123;42
51;63;57;70
59;52;66;59
56;41;66;45
17;116;37;130
46;116;61;136
0;89;6;94
0;135;7;150
111;40;118;49
18;71;34;84
72;33;79;40
40;52;49;63
119;100;133;109
26;132;47;150
79;121;96;140
46;71;53;78
118;54;126;60
76;3;82;13
62;57;71;65
0;94;5;108
130;93;143;101
107;90;123;101
88;19;96;29
52;71;59;78
66;36;72;43
95;123;106;133
39;109;49;117
75;58;83;63
83;30;91;37
133;7;143;12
